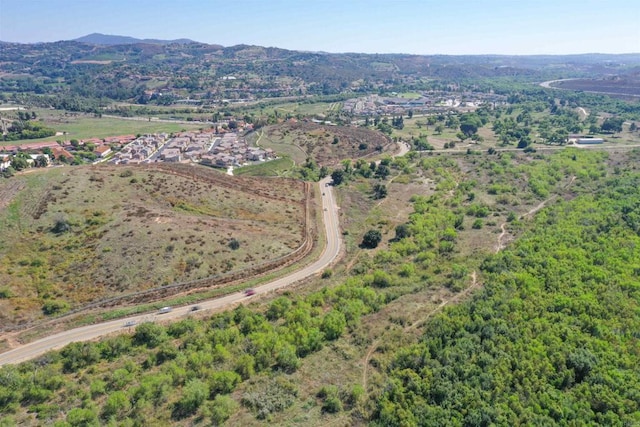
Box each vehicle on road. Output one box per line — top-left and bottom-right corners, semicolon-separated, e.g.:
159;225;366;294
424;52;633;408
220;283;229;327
158;306;172;314
190;305;201;311
123;320;137;327
244;289;256;296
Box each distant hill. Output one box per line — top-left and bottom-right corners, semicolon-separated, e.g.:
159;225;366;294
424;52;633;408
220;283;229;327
74;33;197;45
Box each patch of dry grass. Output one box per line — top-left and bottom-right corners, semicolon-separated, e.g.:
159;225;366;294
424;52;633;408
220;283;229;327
0;164;307;328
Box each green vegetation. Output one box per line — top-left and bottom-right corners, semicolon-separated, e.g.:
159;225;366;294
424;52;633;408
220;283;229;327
373;172;640;426
234;157;295;177
0;112;202;147
3;147;633;425
3;44;640;425
3;116;56;141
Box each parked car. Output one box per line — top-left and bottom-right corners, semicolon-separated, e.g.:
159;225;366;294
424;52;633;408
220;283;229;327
244;289;256;296
158;306;172;314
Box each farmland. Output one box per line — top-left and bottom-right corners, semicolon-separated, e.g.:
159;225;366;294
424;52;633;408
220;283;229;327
0;110;204;147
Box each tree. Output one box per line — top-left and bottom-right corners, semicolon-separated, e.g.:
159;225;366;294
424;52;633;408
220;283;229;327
517;136;532;149
456;132;468;143
394;224;411;240
275;342;300;373
361;229;382;249
331;169;345;185
173;379;209;419
228;238;240;250
102;390;131;420
460;114;482;137
321;310;346;340
372;183;388;200
435;124;444;134
234;354;255;380
208;371;241;396
2;166;15;178
414;136;433;151
10;156;29;171
375;164;390;179
600;117;623;134
67;407;99;426
133;322;168;348
34;155;48;168
209;395;238;426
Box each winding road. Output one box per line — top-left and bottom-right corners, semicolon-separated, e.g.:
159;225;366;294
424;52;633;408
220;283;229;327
0;176;341;366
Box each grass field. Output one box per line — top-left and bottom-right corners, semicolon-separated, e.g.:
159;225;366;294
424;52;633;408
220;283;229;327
0;164;307;328
234;157;296;177
0;110;204;147
237;100;342;118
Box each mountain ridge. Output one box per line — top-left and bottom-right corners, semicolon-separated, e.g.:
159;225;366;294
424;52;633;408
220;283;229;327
74;32;198;45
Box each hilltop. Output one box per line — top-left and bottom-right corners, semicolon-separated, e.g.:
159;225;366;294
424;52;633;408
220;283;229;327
73;33;198;45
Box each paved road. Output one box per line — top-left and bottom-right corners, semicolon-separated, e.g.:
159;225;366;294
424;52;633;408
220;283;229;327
0;176;341;367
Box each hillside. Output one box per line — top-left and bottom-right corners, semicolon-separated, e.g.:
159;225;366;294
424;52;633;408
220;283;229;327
0;164;308;330
2;39;640;109
258;122;394;167
2;147;638;426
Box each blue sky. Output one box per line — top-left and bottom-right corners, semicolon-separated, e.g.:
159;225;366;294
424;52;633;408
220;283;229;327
1;0;638;54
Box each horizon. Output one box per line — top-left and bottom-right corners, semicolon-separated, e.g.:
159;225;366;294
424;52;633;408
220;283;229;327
2;32;640;57
0;0;638;55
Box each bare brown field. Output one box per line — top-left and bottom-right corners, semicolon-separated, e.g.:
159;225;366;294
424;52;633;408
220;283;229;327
555;77;640;98
0;164;308;329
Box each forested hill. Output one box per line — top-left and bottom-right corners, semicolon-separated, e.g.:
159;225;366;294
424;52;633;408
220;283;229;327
2;38;640;106
374;172;640;425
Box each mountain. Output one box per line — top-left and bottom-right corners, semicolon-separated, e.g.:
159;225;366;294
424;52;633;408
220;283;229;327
74;33;197;45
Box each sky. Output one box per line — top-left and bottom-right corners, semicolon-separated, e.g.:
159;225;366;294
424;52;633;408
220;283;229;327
1;0;638;55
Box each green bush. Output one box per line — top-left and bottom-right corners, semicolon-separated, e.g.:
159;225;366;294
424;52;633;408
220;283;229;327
208;395;238;425
318;385;342;413
41;299;69;315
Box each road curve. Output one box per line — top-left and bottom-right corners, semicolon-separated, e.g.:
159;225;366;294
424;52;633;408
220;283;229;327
0;176;341;367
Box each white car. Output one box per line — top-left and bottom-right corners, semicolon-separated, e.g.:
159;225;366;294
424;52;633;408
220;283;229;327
158;306;172;314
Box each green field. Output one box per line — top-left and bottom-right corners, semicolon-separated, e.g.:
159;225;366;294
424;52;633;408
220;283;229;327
234;157;296;177
0;110;204;147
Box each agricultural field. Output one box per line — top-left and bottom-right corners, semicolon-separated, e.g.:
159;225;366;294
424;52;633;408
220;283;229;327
554;76;640;98
0;109;204;147
0;164;308;329
266;100;343;117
